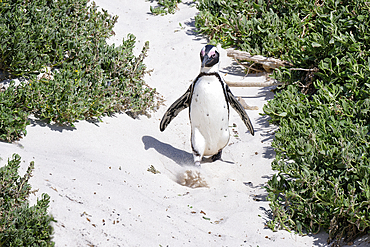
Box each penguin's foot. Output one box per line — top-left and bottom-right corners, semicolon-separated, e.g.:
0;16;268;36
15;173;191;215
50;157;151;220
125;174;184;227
211;150;222;162
193;152;202;167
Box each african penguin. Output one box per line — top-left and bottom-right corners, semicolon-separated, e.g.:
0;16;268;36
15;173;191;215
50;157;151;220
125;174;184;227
160;45;254;166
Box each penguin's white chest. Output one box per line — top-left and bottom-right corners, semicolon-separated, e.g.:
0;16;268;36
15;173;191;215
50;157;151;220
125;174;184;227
190;75;230;156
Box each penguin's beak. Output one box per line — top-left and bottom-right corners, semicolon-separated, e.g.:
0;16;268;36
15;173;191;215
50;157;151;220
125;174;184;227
201;54;211;68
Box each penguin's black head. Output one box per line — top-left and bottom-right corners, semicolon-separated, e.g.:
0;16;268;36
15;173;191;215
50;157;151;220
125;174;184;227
200;45;219;69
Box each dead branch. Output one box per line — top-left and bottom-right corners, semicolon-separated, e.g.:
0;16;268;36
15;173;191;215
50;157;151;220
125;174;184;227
225;79;283;87
225;49;319;88
233;56;264;75
289;67;319;72
227;49;293;71
237;97;259;110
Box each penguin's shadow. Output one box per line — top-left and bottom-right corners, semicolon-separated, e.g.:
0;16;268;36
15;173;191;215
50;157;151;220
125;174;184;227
142;136;234;166
142;136;193;166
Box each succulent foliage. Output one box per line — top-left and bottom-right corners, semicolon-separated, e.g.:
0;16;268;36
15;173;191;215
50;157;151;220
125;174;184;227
149;0;182;15
0;0;157;142
0;154;55;246
195;0;370;245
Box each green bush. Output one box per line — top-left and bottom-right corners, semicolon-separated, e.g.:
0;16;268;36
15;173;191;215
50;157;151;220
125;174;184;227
194;0;370;245
149;0;182;15
0;0;158;142
0;85;29;141
264;83;370;243
0;154;55;246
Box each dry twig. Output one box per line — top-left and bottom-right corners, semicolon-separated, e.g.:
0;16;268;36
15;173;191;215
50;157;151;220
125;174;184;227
225;49;319;87
227;49;293;72
225;79;283;87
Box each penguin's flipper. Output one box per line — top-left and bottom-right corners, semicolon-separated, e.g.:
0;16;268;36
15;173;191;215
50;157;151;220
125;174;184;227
160;85;193;132
225;85;255;136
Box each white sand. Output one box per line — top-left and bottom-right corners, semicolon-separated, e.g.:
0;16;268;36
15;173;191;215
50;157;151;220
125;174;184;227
3;1;366;246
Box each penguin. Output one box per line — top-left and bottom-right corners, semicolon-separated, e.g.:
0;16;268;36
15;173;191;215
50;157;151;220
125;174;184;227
160;45;254;166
